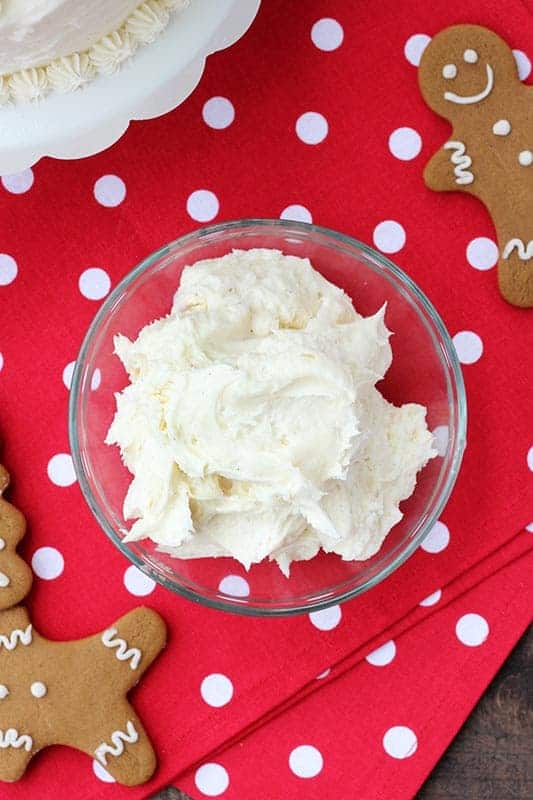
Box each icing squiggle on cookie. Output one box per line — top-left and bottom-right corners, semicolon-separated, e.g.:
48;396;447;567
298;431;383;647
101;627;142;670
0;728;33;752
95;721;139;766
0;624;32;650
444;63;494;104
503;239;533;260
444;141;474;184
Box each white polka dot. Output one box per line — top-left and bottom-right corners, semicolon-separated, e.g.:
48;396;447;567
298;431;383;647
289;745;323;778
63;361;75;390
419;589;442;607
123;565;156;596
295;112;328;145
0;685;8;699
0;352;3;373
383;726;418;759
455;613;490;646
466;237;498;271
388;127;422;161
316;668;331;680
200;673;234;707
186;189;220;222
91;368;101;391
195;763;229;796
365;640;396;666
47;453;76;487
93;760;116;783
280;204;313;224
31;546;64;580
432;425;449;457
202;97;235;129
525;522;533;532
513;49;532;81
218;574;250;597
79;268;111;301
0;254;18;286
311;18;344;51
420;520;450;553
404;34;431;67
309;604;342;631
527;446;533;472
94;175;126;208
453;331;483;364
373;220;406;254
1;169;34;194
518;150;533;167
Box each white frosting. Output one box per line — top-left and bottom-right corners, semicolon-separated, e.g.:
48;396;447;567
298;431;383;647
0;685;9;700
442;64;457;79
101;627;142;670
0;538;5;550
47;53;95;94
95;721;138;766
0;623;32;651
0;571;10;588
492;119;511;136
463;49;478;64
444;64;494;105
0;0;189;102
0;728;33;752
30;681;47;698
503;238;533;260
107;249;435;575
444;141;474;185
518;150;533;166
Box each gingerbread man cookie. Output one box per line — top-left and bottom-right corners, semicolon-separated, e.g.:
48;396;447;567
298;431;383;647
419;24;533;307
0;466;32;610
0;604;166;785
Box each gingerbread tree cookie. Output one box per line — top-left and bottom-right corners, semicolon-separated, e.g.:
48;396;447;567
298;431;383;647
0;466;32;610
418;24;533;308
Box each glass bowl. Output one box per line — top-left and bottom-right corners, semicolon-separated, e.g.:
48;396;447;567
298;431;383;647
69;219;466;616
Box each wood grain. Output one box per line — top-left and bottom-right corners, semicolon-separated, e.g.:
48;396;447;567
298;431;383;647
150;627;532;800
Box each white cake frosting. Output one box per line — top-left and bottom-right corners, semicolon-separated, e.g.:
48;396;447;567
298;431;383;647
106;249;436;575
0;0;189;103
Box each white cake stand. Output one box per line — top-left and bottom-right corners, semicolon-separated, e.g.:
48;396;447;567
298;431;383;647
0;0;260;173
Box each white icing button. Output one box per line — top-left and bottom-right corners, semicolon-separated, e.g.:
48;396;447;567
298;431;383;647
442;63;457;79
0;685;9;699
30;681;47;699
0;572;10;588
518;150;533;166
492;119;511;136
463;49;478;63
0;537;5;550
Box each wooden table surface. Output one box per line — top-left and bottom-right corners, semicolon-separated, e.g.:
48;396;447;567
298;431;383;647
152;626;532;800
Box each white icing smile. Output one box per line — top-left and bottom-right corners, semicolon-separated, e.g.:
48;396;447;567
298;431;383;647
444;63;494;105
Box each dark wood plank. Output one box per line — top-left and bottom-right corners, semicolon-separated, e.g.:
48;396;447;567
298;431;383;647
151;627;532;800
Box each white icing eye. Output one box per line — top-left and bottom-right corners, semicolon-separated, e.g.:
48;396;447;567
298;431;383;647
0;571;10;588
0;685;9;699
30;681;47;698
464;49;478;63
0;538;5;550
518;150;533;166
442;63;457;79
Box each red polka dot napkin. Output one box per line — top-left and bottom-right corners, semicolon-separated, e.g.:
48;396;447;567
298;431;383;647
0;0;532;798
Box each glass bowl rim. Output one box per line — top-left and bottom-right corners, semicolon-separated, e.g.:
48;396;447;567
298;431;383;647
69;218;467;617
